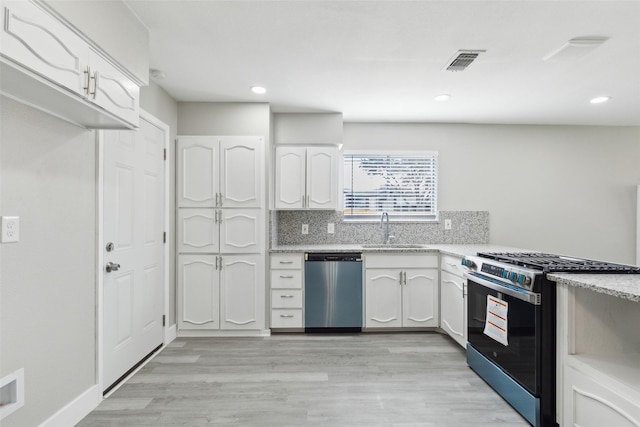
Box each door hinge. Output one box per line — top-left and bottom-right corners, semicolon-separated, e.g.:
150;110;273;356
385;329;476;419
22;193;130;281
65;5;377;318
163;231;166;243
162;315;166;327
163;148;167;160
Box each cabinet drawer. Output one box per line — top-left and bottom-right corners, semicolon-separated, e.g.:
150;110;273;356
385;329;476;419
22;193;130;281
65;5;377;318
441;255;465;277
365;254;438;269
272;290;303;308
270;270;303;289
270;253;303;269
271;309;303;328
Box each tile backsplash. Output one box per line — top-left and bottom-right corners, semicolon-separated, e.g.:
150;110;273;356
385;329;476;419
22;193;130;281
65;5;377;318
273;211;489;246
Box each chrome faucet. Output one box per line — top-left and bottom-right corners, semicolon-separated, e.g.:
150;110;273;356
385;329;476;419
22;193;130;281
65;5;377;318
380;211;393;244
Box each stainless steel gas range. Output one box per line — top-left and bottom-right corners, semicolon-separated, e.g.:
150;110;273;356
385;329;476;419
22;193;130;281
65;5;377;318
461;252;640;427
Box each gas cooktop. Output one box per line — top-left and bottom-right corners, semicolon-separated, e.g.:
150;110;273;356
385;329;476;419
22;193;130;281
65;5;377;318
477;252;640;274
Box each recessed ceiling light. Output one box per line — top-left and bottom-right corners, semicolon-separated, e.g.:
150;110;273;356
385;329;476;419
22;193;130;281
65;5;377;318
434;94;451;102
590;96;611;104
251;86;267;94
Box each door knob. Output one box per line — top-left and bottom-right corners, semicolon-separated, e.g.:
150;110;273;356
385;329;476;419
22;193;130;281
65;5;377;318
105;262;120;273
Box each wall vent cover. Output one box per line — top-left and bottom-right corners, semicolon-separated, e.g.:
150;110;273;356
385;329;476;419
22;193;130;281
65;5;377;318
443;50;486;72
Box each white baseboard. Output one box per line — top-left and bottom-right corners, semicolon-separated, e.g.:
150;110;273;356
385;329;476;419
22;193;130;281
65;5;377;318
165;324;177;344
39;384;101;427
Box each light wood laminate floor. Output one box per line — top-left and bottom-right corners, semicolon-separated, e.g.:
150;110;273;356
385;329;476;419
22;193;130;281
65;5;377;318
79;333;529;426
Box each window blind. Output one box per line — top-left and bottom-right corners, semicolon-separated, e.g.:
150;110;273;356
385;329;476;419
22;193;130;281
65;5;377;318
343;153;438;219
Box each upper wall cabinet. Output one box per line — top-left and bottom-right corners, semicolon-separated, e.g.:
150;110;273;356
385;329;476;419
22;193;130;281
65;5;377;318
275;145;339;210
0;0;140;129
177;136;264;208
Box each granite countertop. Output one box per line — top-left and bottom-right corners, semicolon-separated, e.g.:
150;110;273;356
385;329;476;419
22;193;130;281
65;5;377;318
271;244;640;302
270;244;525;258
548;273;640;303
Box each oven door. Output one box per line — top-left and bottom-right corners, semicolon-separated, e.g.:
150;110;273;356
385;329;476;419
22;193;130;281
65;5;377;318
466;272;542;395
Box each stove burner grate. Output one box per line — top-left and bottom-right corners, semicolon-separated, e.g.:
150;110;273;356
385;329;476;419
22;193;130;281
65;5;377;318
477;252;640;274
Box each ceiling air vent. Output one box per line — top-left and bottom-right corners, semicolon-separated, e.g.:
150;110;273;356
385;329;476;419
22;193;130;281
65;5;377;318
443;50;486;72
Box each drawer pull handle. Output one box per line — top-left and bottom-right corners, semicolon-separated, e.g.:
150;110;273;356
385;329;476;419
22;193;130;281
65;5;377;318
280;314;294;318
280;295;294;298
279;261;294;264
279;275;294;278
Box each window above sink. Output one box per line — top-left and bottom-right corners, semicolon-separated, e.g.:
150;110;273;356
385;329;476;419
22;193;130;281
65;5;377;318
343;151;438;222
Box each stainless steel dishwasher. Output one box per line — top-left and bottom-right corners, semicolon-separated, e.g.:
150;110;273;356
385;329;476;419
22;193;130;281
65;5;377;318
304;252;363;332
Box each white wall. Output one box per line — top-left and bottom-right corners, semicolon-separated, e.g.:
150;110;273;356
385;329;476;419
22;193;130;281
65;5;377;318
140;82;178;326
0;97;97;426
344;123;640;264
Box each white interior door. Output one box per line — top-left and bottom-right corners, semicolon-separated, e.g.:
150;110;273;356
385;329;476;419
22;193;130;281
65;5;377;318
102;115;165;392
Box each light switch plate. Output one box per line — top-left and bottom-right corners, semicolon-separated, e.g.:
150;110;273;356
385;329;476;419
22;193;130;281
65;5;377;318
327;223;335;234
301;224;309;235
444;219;452;230
1;216;20;243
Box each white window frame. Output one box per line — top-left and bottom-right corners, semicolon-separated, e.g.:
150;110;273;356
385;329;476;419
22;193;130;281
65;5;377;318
342;150;438;222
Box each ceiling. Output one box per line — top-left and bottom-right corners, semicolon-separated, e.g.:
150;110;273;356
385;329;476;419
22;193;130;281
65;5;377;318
124;0;640;126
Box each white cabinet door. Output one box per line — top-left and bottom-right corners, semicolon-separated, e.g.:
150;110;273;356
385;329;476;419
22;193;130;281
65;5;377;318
178;255;220;330
219;208;262;253
177;209;219;253
440;270;466;347
87;48;139;127
564;365;640;427
307;146;338;210
220;254;263;330
274;146;306;209
365;269;403;328
1;1;85;95
403;268;438;327
177;137;218;207
220;137;263;208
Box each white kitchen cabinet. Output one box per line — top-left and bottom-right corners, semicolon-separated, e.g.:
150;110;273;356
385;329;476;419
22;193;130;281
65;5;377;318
177;208;262;254
178;254;220;330
178;136;263;208
270;253;304;329
178;254;263;331
274;145;339;210
0;0;140;128
176;135;265;334
1;0;85;95
440;254;467;348
86;48;140;126
364;254;438;329
557;284;640;427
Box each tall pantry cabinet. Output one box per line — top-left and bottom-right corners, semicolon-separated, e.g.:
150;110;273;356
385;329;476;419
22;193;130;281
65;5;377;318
176;136;265;334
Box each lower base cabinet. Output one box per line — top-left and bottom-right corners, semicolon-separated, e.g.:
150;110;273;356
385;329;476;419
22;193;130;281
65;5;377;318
564;363;640;427
178;254;263;331
364;254;438;328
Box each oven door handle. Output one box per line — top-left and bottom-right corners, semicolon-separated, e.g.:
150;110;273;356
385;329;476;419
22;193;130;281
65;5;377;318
464;272;541;305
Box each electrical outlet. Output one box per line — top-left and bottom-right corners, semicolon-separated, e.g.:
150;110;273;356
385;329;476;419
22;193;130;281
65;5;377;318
1;216;20;243
301;224;309;235
327;223;335;234
444;219;452;230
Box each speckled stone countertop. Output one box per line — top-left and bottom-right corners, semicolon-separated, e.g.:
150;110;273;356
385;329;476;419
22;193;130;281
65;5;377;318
269;244;525;258
548;273;640;303
271;244;640;302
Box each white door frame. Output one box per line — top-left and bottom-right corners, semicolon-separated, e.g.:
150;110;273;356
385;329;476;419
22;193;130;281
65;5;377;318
96;109;172;395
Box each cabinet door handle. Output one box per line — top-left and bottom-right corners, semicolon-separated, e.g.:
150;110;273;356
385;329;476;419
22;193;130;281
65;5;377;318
215;256;219;270
280;314;294;318
306;195;310;208
279;261;293;264
218;209;222;223
279;275;294;278
280;295;295;298
219;256;223;270
84;66;91;95
91;71;98;99
219;193;223;206
399;271;403;284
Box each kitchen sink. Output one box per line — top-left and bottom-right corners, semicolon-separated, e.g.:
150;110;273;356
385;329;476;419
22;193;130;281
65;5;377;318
360;244;426;249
